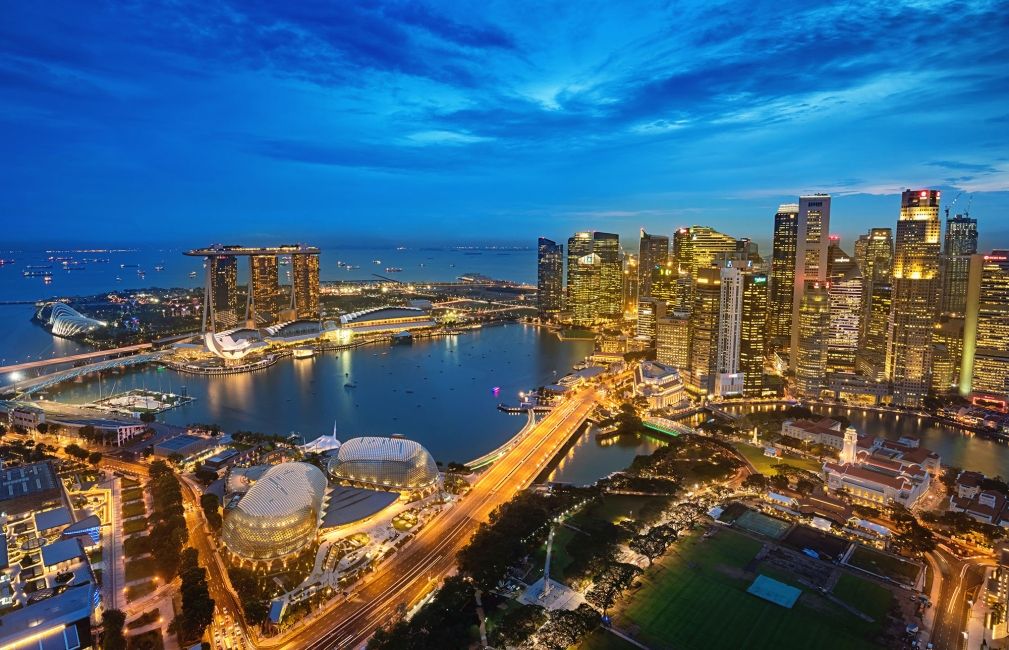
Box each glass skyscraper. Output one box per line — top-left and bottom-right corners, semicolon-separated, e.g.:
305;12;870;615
537;237;564;316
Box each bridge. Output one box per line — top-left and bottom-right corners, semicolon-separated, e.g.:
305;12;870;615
2;352;169;397
0;333;195;376
643;416;700;437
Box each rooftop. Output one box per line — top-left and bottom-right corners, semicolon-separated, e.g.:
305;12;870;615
0;583;94;648
35;507;72;532
40;538;84;567
0;462;59;503
156;434;207;451
321;486;398;528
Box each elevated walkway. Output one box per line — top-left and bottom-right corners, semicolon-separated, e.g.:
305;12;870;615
643;417;699;437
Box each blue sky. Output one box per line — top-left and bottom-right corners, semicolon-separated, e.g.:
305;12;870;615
2;0;1008;251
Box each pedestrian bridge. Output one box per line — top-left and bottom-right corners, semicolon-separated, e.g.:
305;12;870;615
642;417;699;437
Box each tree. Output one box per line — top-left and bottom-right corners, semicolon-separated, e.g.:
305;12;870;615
88;451;103;466
742;473;768;491
586;563;641;614
537;604;599;649
200;493;222;531
630;524;678;566
139;412;156;424
489;604;547;648
36;422;49;435
167;453;184;466
101;608;127;650
65;443;89;461
768;473;789;490
178;547;215;643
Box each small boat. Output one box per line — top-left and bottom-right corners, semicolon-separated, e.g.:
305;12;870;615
385;267;403;273
188;271;198;278
344;382;357;389
373;259;382;265
154;265;165;272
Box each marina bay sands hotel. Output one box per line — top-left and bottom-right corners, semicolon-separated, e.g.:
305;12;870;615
185;244;320;333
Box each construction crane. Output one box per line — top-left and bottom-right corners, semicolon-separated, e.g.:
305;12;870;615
944;191;963;220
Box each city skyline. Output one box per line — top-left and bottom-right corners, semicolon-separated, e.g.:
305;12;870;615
3;2;1009;246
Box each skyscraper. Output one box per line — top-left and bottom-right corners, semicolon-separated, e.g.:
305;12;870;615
656;312;691;369
768;203;798;345
826;247;863;373
715;265;744;397
636;298;666;342
856;281;892;381
211;255;239;331
291;253;320;319
854;228;893;285
931;318;964;394
968;251;1009;407
684;226;736;278
537;238;564;317
740;269;769;397
687;267;722;397
622;252;639;314
638;229;669;299
939;214;978;316
790;194;831;366
567;232;621;323
250;254;281;326
794;282;830;399
887;189;941;406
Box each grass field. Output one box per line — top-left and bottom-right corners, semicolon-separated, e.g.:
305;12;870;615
847;546;920;585
121;477;141;489
122;487;144;502
123;518;148;535
611;529;885;649
125;557;157;582
732;443;822;475
832;573;892;621
579;629;640;650
125;579;156;603
122;501;147;518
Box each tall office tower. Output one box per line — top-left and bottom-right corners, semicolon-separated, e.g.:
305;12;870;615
714;264;744;397
687;267;722;396
249;254;281;325
622;252;639;314
826;248;863;373
636;298;666;342
856;281;893;381
656;311;691;368
855;228;893;284
537;238;564;317
968;252;1009;406
650;263;676;304
291;253;320;319
685;226;737;278
567;232;622;322
740;270;769;397
789;194;831;366
768;203;799;344
568;252;600;326
210;255;239;331
794;282;830;398
673;227;693;273
638;230;669;298
672;269;693;313
931;318;964;394
887;189;941;406
939;214;978;316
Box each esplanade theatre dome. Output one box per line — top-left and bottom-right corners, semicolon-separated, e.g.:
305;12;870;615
327;437;439;492
221;462;328;563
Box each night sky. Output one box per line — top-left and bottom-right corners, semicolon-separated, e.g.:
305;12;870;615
3;1;1008;249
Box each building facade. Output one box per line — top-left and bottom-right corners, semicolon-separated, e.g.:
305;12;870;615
637;229;669;299
826;248;863;373
768;203;799;345
536;237;564;316
656;311;691;369
211;255;239;331
687;267;721;396
887;189;942;407
794;282;830;398
292;252;320;319
566;231;621;324
970;252;1009;408
250;254;281;325
939;214;978;317
790;194;831;367
740;269;768;397
715;264;744;397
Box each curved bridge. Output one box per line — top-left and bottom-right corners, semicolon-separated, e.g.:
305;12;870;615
3;352;168;397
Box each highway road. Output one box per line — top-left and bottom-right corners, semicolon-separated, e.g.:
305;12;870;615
259;384;602;650
929;546;986;650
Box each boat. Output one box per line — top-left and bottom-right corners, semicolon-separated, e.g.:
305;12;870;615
385;267;403;273
154;265;165;272
188;271;198;278
292;347;315;359
120;263;139;268
344;382;357;389
373;259;382;265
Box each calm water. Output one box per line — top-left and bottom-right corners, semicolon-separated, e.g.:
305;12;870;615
723;403;1009;478
0;246;535;302
547;426;667;486
43;324;592;465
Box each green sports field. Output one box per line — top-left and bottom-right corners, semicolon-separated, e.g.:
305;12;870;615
732;442;823;474
607;529;885;650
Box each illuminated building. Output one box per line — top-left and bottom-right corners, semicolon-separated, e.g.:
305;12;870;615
826;248;863;373
537;237;564;316
292;252;320;319
656;311;690;369
221;462;328;564
931;318;964;394
42;302;106;338
622;252;639;314
715;264;744;397
790;195;831;366
857;281;892;381
740;269;769;397
794;282;830;398
683;225;736;279
687;267;721;396
328;436;439;493
939;214;978;316
853;227;893;337
636;298;665;343
634;361;687;409
566;231;621;324
887;189;941;407
638;229;669;298
211;254;240;331
968;251;1009;408
250;254;281;325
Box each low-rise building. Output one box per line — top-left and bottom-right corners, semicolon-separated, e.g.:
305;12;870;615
822;426;932;508
781;418;844;447
948;489;1009;527
634;361;688;410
